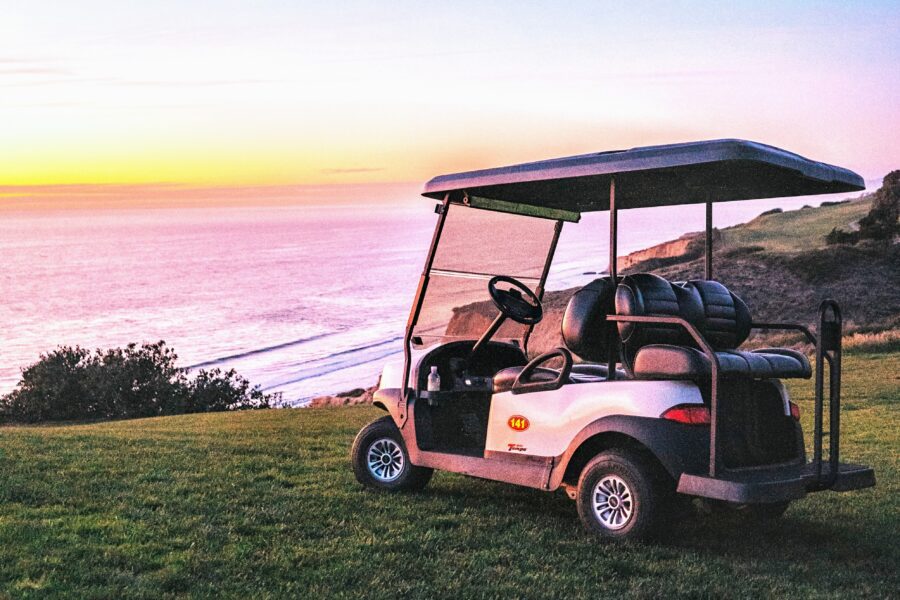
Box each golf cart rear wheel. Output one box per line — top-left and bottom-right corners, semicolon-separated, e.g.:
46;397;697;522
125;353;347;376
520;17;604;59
351;416;433;492
576;449;669;541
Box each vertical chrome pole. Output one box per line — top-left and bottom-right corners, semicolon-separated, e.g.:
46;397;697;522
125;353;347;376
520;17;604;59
609;177;618;281
705;200;713;280
607;177;619;380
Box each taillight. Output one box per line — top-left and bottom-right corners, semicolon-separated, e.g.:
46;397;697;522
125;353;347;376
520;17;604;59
789;401;801;421
661;404;710;425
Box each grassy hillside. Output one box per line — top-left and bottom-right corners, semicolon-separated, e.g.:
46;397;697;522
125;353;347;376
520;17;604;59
1;349;897;598
720;198;873;252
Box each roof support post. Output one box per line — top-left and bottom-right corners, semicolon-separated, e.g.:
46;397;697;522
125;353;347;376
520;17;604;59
705;200;713;280
609;177;618;281
607;177;619;380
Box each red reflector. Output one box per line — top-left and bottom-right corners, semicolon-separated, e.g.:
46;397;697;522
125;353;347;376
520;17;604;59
661;404;710;425
789;401;801;421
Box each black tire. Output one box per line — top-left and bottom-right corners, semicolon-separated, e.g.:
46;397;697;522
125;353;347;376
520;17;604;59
351;416;433;492
576;449;671;541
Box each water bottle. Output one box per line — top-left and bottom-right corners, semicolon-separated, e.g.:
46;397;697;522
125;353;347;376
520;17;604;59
427;366;441;392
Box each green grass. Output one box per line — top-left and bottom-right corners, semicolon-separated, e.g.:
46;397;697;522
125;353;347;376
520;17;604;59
1;352;897;599
721;198;873;253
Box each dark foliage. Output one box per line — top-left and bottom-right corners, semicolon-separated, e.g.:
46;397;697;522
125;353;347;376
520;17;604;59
858;170;899;241
759;207;783;216
827;171;899;245
825;227;859;245
0;341;276;423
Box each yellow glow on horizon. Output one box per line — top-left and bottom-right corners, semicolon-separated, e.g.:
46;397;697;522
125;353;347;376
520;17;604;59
1;2;897;190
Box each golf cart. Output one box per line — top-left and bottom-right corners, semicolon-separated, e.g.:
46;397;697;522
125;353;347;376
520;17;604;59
351;139;876;540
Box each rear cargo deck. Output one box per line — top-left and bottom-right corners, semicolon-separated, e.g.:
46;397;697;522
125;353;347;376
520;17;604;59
678;462;876;503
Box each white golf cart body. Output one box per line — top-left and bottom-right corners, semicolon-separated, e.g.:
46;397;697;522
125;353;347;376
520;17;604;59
367;139;875;505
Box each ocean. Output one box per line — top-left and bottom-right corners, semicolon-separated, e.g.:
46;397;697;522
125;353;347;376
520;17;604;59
0;195;839;405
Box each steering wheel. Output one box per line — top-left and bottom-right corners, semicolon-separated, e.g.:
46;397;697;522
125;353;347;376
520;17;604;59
469;276;543;366
488;276;543;325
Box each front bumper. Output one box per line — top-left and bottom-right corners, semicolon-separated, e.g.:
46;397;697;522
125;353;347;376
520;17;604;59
677;462;876;504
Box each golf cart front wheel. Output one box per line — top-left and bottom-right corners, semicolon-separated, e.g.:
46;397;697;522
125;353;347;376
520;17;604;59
576;449;670;541
351;416;433;492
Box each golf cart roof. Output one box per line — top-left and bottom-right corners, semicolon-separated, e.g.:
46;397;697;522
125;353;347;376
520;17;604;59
422;139;864;214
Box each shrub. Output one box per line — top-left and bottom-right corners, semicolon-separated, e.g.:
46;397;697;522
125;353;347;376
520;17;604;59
826;227;859;245
0;341;276;423
759;208;783;216
825;171;899;245
857;170;899;241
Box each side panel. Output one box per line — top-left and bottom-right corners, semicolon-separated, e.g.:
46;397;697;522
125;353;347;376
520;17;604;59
372;388;404;425
546;415;711;489
485;380;703;457
399;396;551;489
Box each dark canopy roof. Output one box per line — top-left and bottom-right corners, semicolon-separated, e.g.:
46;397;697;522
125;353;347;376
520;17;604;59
422;139;865;212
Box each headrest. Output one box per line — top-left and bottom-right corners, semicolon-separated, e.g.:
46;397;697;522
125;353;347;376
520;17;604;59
688;280;752;350
561;278;616;362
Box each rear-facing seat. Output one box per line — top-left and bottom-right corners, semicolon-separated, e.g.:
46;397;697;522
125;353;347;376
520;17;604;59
615;274;811;381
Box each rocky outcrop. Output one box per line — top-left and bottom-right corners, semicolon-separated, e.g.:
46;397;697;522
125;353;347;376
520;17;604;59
619;229;720;270
307;385;377;407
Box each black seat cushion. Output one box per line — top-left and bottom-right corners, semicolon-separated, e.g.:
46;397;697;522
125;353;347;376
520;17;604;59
688;280;752;349
616;274;812;381
633;345;811;380
615;273;705;371
561;277;616;362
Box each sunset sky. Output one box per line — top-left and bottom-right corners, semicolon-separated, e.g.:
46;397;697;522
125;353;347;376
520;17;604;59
1;1;898;203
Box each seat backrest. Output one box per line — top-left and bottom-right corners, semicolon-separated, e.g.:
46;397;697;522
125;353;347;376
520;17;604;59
561;277;616;362
687;280;752;350
614;273;705;368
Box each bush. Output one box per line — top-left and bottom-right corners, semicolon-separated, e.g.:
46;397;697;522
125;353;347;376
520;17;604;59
0;341;276;423
826;171;899;245
826;227;859;245
858;170;899;241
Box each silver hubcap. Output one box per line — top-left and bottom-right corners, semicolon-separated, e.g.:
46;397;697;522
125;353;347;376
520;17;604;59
366;437;405;482
592;475;634;530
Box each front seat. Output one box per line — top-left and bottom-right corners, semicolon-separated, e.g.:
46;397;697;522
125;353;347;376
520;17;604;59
493;278;618;393
615;274;811;381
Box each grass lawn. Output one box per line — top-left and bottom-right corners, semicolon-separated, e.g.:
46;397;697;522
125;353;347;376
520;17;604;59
0;350;896;599
720;198;872;253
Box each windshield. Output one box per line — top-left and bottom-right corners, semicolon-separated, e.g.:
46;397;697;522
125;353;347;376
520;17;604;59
411;204;559;348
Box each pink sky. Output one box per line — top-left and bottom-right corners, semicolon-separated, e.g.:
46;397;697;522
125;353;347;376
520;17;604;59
1;1;897;206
